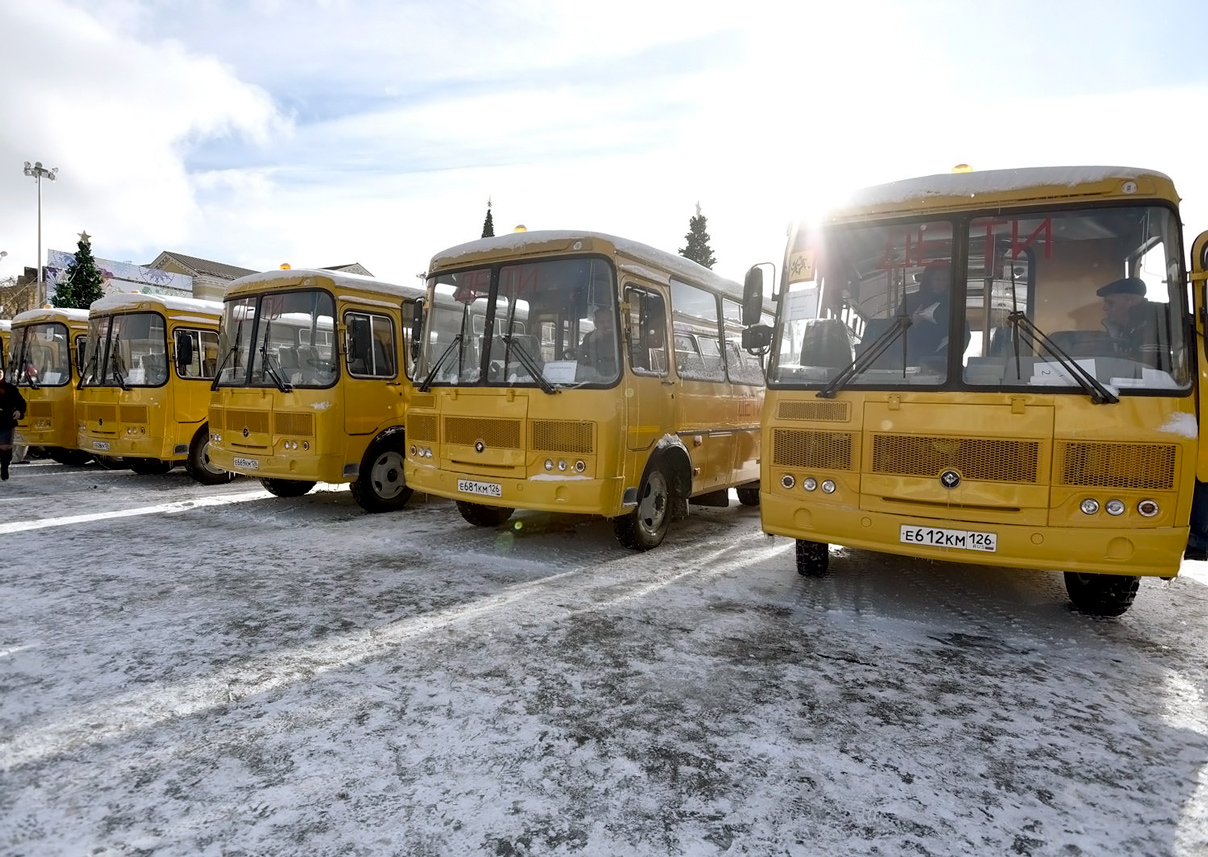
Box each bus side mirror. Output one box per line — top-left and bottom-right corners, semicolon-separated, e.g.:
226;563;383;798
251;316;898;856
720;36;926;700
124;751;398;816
742;267;764;326
407;298;424;361
175;331;194;371
742;325;772;352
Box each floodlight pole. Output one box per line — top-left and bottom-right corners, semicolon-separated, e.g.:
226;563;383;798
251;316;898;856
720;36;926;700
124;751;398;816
23;160;58;307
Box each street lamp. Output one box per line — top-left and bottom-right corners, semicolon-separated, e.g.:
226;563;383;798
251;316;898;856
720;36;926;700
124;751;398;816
23;160;58;307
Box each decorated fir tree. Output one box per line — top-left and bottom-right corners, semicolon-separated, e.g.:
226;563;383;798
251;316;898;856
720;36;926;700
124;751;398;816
54;231;106;308
678;203;716;269
481;199;495;238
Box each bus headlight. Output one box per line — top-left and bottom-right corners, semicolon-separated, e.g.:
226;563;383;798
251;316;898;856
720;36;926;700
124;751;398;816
781;474;795;489
1137;499;1159;518
821;480;836;494
557;460;568;471
1080;498;1100;515
574;460;586;473
802;477;817;492
1105;499;1125;516
545;459;554;471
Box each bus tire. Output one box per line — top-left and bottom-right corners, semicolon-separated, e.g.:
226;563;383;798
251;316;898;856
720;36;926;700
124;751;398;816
185;426;235;485
94;455;127;470
613;463;673;551
456;500;514;527
1064;572;1140;617
351;437;413;513
260;478;316;498
736;486;761;507
129;458;174;476
795;539;829;576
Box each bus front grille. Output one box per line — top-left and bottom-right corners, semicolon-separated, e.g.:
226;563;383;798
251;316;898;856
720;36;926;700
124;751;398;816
274;411;314;437
445;417;521;449
86;404;117;423
531;420;593;453
408;414;437;442
772;429;855;470
777;400;851;422
1057;442;1178;490
120;405;148;424
872;435;1039;483
225;409;271;434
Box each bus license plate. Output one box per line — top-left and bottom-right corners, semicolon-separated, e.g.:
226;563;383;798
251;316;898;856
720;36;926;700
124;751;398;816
900;524;997;552
93;441;110;451
458;479;502;498
233;457;259;470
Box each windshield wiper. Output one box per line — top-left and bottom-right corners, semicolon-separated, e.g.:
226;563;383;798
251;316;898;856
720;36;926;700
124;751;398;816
17;355;39;390
1005;311;1119;404
210;320;242;391
418;333;462;392
259;320;292;392
501;333;557;394
110;336;130;391
816;315;912;398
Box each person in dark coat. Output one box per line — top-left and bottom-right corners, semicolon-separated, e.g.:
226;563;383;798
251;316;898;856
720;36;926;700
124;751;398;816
1096;276;1169;369
0;366;27;481
897;261;953;367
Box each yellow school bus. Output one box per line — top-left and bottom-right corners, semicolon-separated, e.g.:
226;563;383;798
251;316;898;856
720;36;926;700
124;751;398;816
9;307;91;464
0;320;9;368
78;292;231;483
741;165;1203;616
404;230;767;550
206;268;425;512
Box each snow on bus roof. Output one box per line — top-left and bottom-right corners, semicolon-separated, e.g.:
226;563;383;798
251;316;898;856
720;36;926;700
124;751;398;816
12;307;90;325
843;165;1174;209
429;230;741;295
90;292;223;316
225;268;424;299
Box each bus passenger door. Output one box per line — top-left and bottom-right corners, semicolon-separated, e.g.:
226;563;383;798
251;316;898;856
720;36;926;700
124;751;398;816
1193;230;1208;479
623;289;673;452
344;311;404;437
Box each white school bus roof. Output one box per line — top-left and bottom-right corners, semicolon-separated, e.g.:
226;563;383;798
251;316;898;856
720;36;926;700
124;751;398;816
12;306;90;326
823;166;1179;222
428;230;744;300
90;292;223;320
224;268;425;302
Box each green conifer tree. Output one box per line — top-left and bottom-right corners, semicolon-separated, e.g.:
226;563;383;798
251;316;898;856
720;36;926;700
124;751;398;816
55;231;106;308
679;203;716;269
481;199;495;238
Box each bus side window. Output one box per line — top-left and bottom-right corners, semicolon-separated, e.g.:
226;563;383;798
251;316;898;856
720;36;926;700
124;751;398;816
626;289;667;376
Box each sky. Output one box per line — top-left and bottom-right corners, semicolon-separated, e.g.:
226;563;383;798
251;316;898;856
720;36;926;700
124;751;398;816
4;462;1208;855
3;0;1208;290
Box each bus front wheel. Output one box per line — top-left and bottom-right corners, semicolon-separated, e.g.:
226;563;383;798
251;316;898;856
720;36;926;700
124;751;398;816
456;501;514;527
260;478;316;498
795;539;829;576
613;464;673;551
185;427;235;485
1064;572;1140;617
351;437;413;513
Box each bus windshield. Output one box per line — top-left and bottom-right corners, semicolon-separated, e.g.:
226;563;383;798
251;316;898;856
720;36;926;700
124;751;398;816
11;322;74;387
81;312;169;388
771;204;1189;395
419;257;617;388
216;290;337;388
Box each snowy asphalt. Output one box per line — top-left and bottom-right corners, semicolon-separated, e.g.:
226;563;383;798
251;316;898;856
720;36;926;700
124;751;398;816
1;459;1207;856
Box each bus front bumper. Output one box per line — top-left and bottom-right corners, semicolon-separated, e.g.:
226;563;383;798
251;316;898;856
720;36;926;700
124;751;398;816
760;493;1185;578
